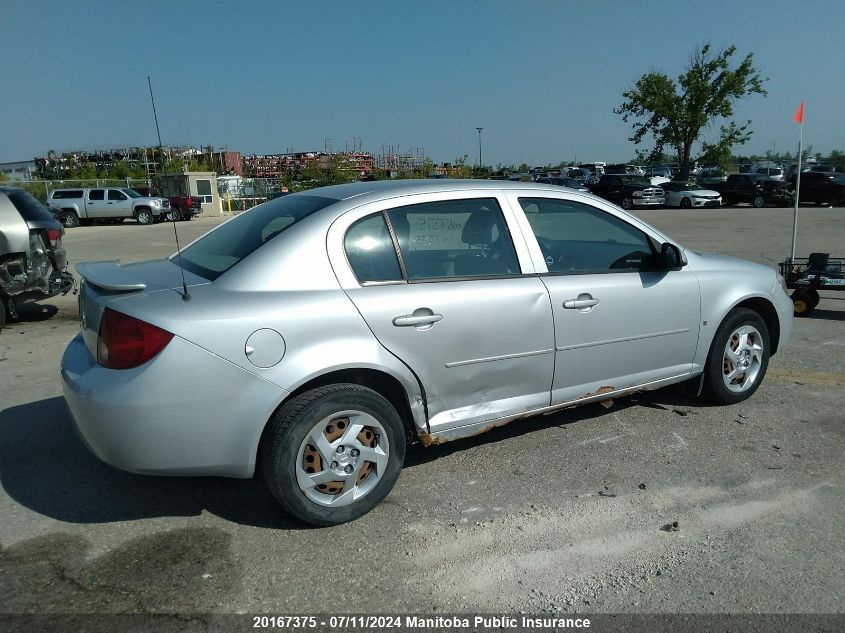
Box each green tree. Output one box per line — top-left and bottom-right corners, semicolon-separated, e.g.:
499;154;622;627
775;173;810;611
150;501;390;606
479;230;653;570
615;44;767;180
451;155;472;179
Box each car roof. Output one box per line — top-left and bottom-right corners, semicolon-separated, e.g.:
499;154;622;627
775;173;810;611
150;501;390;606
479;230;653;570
0;186;25;194
303;178;577;202
276;179;611;225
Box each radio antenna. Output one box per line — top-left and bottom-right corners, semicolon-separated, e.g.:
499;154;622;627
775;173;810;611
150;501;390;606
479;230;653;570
148;76;190;301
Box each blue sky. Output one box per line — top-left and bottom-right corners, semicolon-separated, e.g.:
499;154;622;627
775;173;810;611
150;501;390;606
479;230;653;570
2;0;843;166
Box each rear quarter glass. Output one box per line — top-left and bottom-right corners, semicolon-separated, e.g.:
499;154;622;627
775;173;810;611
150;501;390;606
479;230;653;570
178;194;338;281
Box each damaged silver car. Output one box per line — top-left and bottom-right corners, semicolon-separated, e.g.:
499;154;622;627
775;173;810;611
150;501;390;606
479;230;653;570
0;187;74;328
62;180;793;526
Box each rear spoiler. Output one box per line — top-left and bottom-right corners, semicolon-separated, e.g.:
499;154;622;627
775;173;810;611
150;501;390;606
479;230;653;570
75;261;147;291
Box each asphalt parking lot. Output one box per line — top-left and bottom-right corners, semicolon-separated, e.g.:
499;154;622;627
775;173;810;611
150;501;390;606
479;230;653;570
1;205;843;618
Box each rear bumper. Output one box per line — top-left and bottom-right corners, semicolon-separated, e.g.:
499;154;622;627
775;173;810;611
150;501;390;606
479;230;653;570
632;197;665;206
60;332;288;478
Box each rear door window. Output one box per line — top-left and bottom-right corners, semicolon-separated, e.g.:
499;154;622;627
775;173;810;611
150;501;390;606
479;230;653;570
386;198;521;280
88;189;104;200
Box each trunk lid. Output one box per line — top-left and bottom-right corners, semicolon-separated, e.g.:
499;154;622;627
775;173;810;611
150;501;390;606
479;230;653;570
76;259;209;358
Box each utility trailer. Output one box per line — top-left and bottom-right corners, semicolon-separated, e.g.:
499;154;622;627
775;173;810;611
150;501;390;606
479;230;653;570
779;252;845;316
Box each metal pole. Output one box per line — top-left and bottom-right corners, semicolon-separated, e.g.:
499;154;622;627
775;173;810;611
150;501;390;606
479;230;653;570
476;128;483;174
790;122;803;261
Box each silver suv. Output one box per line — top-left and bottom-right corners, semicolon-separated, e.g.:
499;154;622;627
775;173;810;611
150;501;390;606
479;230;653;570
0;187;74;328
62;180;793;525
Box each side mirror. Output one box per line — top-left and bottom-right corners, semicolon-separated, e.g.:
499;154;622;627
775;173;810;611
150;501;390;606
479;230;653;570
660;242;685;269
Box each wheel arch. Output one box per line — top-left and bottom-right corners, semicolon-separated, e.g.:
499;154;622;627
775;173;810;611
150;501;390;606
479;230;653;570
732;296;781;355
256;367;426;476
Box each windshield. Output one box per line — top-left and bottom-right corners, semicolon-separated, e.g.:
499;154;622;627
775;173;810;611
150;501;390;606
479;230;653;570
828;173;845;184
123;188;142;198
178;194;338;280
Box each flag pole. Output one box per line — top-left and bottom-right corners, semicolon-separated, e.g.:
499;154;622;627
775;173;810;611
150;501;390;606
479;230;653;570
790;106;804;262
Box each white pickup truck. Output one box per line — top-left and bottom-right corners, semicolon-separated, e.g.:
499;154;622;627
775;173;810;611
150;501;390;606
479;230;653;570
47;187;172;228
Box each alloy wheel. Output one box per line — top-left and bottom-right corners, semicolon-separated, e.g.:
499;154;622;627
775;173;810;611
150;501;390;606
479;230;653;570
722;325;764;393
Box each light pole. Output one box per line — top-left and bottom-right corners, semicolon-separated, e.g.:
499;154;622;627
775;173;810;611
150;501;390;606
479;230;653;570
476;127;483;175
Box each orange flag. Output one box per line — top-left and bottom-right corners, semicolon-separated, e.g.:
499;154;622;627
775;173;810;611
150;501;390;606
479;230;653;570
794;101;805;124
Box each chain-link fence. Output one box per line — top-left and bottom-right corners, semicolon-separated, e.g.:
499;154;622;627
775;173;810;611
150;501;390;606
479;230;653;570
0;178;153;203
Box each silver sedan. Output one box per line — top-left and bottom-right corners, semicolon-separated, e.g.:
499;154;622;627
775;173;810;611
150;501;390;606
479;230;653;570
61;180;793;525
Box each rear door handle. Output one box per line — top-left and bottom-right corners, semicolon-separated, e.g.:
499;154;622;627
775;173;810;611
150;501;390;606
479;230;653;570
563;294;600;310
393;313;443;327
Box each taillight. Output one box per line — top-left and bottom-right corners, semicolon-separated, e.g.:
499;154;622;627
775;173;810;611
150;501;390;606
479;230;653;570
46;228;61;247
97;307;174;369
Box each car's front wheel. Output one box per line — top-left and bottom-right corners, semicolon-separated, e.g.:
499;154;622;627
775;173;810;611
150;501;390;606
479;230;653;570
752;195;766;208
703;308;770;404
621;197;633;210
680;197;692;209
262;384;406;526
135;208;155;225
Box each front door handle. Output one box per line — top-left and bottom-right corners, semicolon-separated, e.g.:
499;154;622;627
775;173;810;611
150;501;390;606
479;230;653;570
393;313;443;327
563;294;600;310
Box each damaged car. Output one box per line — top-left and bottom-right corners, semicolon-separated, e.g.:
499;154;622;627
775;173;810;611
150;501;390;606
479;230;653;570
0;187;74;328
61;180;793;526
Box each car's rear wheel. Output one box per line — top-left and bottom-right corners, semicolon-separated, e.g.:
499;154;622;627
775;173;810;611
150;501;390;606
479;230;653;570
752;195;766;208
262;383;406;526
621;198;633;210
164;208;180;222
135;208;154;225
61;211;80;228
680;197;692;209
703;308;770;404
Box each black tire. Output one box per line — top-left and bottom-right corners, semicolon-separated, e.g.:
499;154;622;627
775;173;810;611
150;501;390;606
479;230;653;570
680;197;692;209
621;198;633;210
752;195;766;208
702;307;770;405
791;289;816;316
135;208;155;225
61;211;80;228
261;383;406;526
0;296;7;330
165;208;181;222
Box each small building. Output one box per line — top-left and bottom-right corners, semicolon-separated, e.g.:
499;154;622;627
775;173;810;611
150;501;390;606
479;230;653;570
158;170;221;217
0;160;38;183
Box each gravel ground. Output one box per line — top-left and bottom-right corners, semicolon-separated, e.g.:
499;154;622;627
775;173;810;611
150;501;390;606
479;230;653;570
0;205;843;618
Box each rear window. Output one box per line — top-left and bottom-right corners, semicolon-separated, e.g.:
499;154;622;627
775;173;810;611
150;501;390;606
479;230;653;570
7;190;56;223
178;194;337;280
